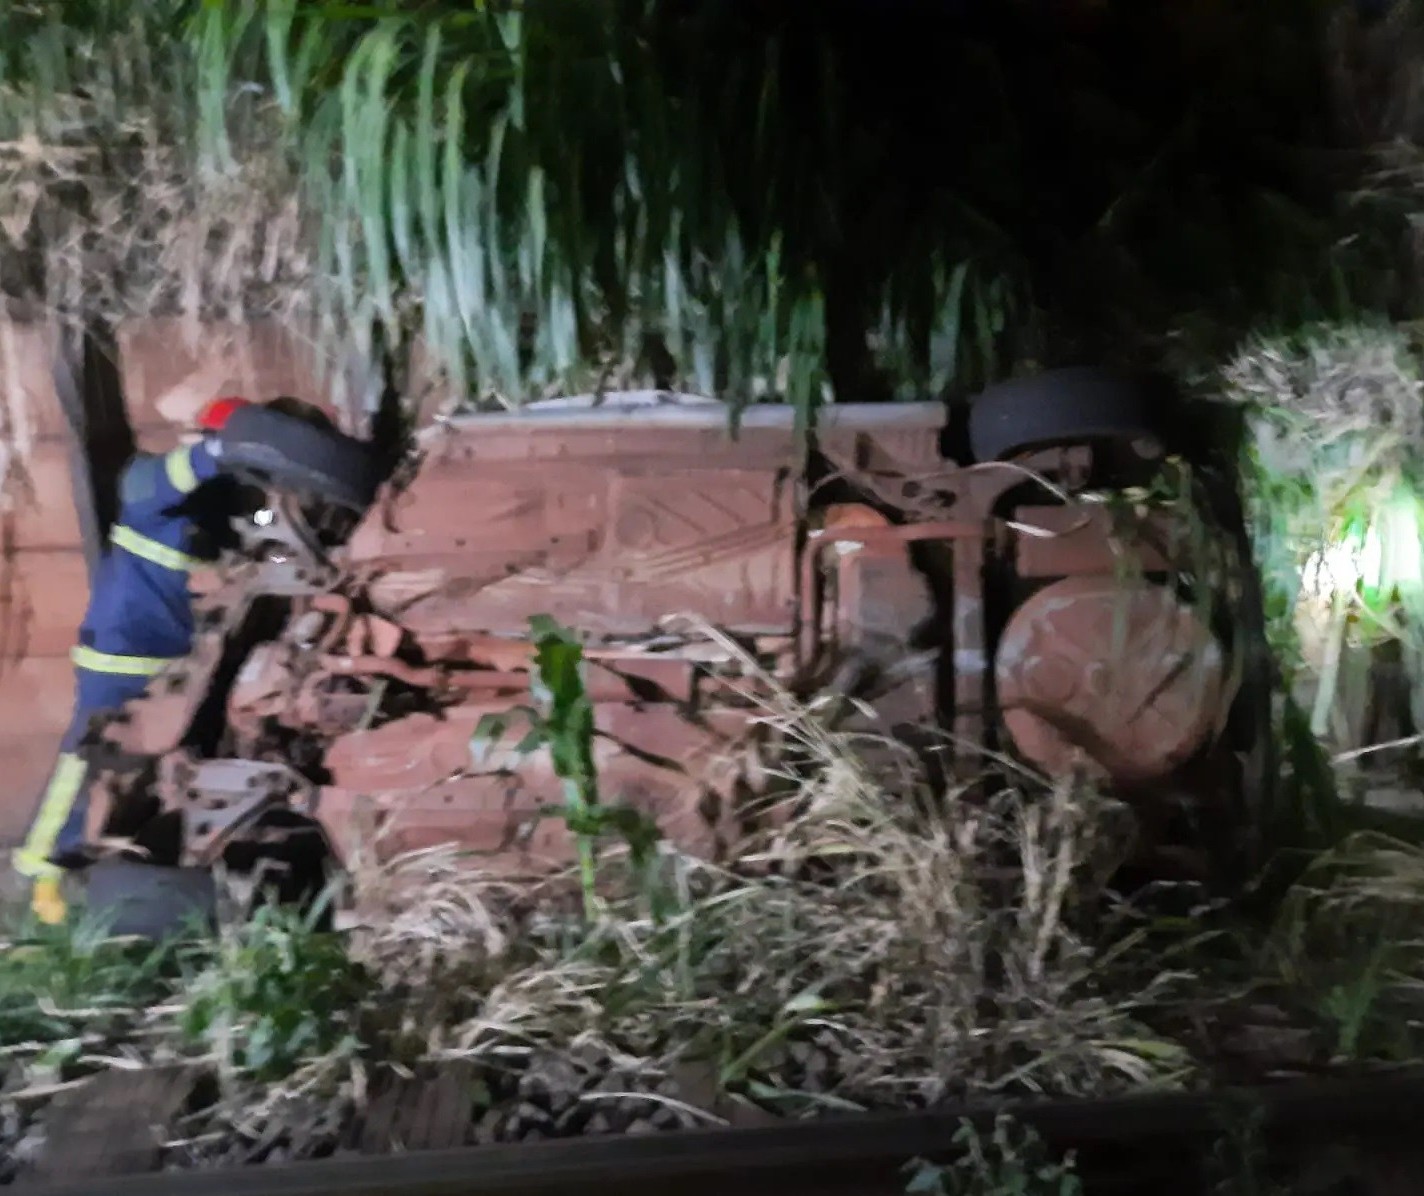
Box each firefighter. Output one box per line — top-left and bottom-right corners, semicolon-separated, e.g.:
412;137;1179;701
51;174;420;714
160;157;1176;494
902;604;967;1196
14;395;257;924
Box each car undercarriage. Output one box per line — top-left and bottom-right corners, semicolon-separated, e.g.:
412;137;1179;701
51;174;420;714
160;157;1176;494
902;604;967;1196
74;373;1266;930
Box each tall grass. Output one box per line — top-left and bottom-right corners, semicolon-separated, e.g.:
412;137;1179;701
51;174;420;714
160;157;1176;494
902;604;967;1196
187;0;1038;423
0;0;1401;430
0;649;1204;1170
184;0;1394;420
1222;322;1424;764
0;2;306;329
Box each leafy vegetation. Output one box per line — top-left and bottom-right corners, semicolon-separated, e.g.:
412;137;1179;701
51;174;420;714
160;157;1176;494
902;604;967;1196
6;0;1424;1187
904;1115;1081;1196
0;2;303;324
180;901;370;1081
0;915;190;1053
1216;315;1424;1082
472;615;663;922
0;640;1212;1168
0;0;1410;431
182;0;1414;422
1222;323;1424;742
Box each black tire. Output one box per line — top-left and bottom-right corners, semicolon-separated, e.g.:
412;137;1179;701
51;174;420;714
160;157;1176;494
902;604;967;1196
219;404;382;512
83;859;217;940
222;811;340;932
967;367;1169;462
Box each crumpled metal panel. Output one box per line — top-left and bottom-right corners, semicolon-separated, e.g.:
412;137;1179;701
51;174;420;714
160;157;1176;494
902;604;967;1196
1011;504;1176;578
346;424;799;636
71;395;1245;878
226;640;298;737
994;575;1230;784
158;754;315;864
316;699;746;870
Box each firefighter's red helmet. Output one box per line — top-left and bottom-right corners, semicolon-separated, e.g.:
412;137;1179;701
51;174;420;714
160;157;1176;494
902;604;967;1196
196;395;252;432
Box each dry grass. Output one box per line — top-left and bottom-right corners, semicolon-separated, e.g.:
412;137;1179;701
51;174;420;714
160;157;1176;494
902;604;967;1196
326;628;1194;1121
139;629;1202;1163
1219;322;1424;760
1221;323;1424;482
0;4;364;423
1272;829;1424;1062
0;60;292;324
0;624;1212;1171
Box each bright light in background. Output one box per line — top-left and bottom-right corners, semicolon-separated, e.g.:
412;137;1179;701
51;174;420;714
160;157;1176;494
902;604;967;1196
1298;496;1424;602
1295;491;1424;741
1300;533;1382;600
253;508;275;527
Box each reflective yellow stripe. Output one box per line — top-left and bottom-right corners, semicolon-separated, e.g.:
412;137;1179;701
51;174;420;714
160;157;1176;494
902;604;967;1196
164;447;199;495
110;524;200;572
14;853;61;881
71;644;175;677
15;753;88;878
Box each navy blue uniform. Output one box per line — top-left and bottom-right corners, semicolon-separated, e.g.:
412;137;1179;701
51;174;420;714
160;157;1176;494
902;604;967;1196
16;440;223;876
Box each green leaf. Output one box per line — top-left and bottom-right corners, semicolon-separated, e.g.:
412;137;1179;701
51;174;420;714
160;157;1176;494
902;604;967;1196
902;1159;946;1195
513;727;546;755
290;18;329;118
413;22;443;256
356;22;401;330
528;613;576;644
484;111;509;305
470;712;510;765
389;119;416;277
527;166;546;289
440;60;479;378
263;0;299;115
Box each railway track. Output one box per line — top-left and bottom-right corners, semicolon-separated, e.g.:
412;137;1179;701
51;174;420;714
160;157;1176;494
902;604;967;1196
27;1068;1424;1196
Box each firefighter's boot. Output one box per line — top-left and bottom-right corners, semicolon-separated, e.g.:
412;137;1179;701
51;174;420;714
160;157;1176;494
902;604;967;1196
31;877;66;925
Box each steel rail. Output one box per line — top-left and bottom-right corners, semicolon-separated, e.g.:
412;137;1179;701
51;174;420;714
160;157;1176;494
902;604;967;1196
27;1067;1424;1196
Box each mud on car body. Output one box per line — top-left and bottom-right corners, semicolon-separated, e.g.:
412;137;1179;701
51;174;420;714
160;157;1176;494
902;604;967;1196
79;371;1264;934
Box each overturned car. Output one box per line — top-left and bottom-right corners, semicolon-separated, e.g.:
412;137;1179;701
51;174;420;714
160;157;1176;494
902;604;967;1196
78;369;1266;929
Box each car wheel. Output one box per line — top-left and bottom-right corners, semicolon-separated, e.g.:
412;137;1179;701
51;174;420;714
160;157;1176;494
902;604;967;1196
967;366;1169;462
218;403;383;512
83;859;217;940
